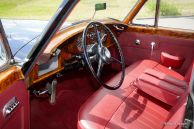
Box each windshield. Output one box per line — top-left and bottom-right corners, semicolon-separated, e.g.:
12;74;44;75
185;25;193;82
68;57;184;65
0;36;7;67
1;0;137;63
65;0;137;22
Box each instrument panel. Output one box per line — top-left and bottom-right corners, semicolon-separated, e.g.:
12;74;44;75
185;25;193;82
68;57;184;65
76;31;99;51
28;22;128;85
64;27;110;56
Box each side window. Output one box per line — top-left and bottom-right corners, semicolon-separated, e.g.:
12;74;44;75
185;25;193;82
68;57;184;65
158;0;194;31
0;36;7;67
133;0;157;26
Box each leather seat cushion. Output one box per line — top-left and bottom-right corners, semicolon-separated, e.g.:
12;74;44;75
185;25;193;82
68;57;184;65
78;60;185;129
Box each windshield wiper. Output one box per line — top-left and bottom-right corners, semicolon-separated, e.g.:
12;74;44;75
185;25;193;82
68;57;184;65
0;48;4;60
13;35;40;58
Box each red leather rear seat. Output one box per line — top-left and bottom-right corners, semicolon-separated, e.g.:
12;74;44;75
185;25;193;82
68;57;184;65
78;60;188;129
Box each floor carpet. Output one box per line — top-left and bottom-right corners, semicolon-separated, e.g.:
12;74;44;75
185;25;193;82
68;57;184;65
30;70;97;129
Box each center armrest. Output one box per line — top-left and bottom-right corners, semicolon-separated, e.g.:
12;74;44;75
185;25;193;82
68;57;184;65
135;69;187;106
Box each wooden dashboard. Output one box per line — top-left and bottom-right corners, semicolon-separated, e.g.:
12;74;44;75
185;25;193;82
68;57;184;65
26;15;194;86
27;20;127;86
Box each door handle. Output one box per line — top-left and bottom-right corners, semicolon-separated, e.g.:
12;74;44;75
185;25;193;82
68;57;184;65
3;97;19;117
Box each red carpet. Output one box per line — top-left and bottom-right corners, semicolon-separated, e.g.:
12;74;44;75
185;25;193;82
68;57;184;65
30;70;97;129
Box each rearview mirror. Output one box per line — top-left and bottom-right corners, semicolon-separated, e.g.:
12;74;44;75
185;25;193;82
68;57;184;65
95;3;106;11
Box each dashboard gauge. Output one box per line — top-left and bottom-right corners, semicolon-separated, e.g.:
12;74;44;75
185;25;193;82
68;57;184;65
76;30;106;52
86;32;97;40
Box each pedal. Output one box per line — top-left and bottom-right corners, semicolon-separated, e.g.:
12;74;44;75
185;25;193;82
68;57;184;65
32;79;57;104
33;89;49;97
46;79;57;104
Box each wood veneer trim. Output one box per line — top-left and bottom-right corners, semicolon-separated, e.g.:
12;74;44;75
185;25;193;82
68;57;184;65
0;66;24;93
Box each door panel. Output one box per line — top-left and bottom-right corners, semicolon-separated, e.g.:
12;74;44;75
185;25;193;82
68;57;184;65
119;26;194;75
0;66;29;129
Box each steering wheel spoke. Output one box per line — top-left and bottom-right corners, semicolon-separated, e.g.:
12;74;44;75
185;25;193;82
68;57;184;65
94;24;103;47
101;33;107;43
110;57;122;64
97;58;103;77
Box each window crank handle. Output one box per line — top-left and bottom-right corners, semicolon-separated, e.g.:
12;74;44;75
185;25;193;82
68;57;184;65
150;42;156;56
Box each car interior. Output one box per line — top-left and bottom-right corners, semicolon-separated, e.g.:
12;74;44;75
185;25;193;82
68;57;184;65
28;1;194;129
0;1;193;129
27;19;194;129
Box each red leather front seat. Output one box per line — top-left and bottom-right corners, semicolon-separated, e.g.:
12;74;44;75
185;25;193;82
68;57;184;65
78;60;187;129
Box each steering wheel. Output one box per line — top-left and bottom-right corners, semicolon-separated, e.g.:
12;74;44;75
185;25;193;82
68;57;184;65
82;21;125;90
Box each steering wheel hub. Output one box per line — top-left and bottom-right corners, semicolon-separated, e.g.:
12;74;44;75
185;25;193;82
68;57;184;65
99;47;111;63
